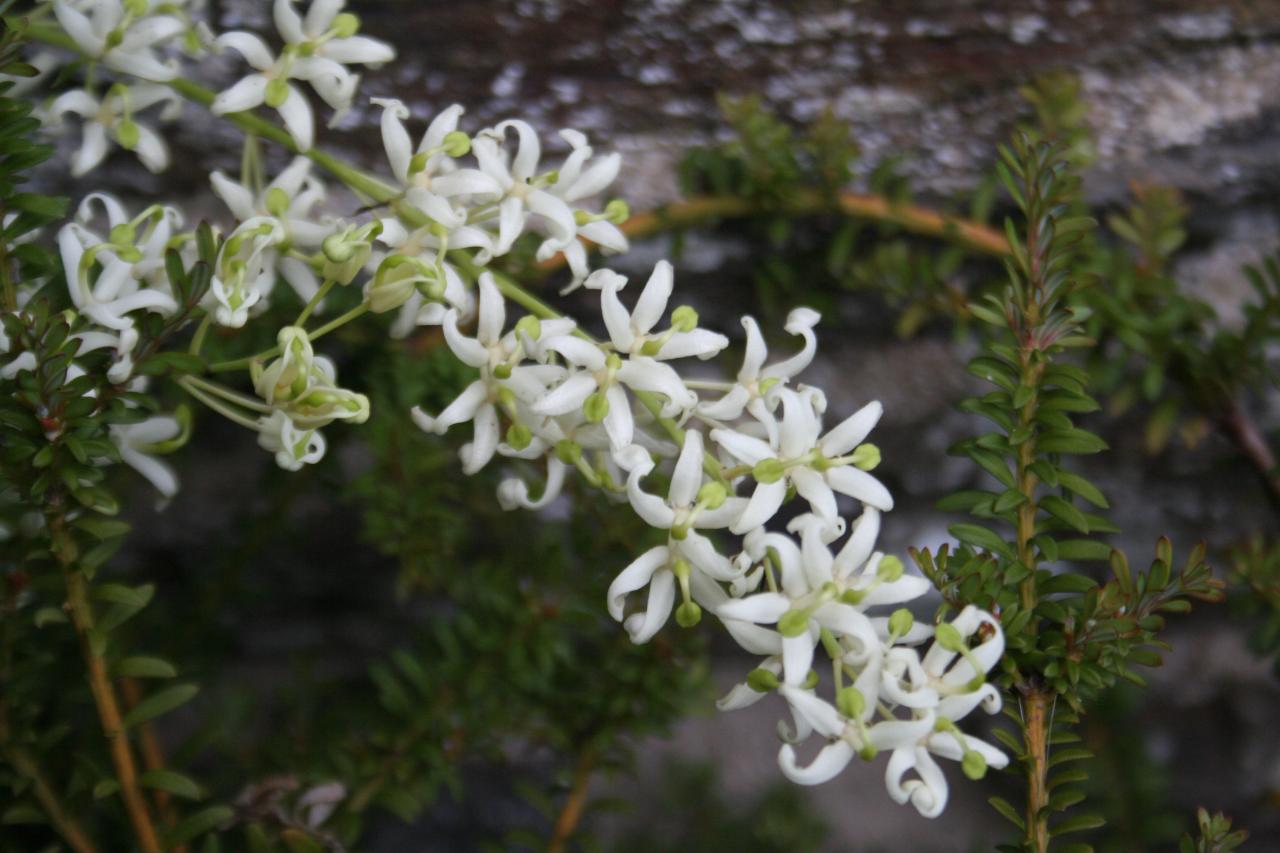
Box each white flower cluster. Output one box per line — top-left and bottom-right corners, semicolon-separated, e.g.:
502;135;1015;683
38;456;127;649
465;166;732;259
20;0;1009;818
420;257;1008;816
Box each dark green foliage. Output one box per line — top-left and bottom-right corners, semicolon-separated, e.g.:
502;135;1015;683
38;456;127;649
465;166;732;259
1228;536;1280;673
1179;808;1248;853
608;759;828;853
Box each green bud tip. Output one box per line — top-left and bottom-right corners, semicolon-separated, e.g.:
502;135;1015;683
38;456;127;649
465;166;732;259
839;588;866;605
495;387;516;409
554;439;582;465
876;555;904;582
852;442;881;471
574;210;593;226
265;187;291;218
802;669;820;690
322;232;356;263
331;12;360;38
670;305;699;333
675;601;702;628
605;352;623;371
115;119;140;150
408;150;430;176
640;338;665;357
106;29;125;49
605;198;630;224
124;0;148;16
108;223;137;246
777;608;810;638
857;744;878;761
583;391;610;423
264;78;290;109
746;668;780;692
752;457;787;484
515;314;542;341
888;608;914;637
836;686;866;719
934;621;965;652
962;750;987;780
441;130;471;158
697;481;728;510
506;423;532;451
116;246;143;263
492;363;512;380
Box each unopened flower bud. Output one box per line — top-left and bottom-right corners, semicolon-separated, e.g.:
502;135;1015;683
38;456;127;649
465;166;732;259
441;131;470;158
265;187;291;218
331;12;360;38
934;622;965;652
604;198;630;224
265;78;290;109
108;223;137;246
836;686;866;719
515;315;542;341
506;422;532;451
554;439;582;465
777;608;810;638
962;749;987;780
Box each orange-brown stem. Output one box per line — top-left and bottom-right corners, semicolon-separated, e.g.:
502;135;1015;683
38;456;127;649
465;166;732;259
545;749;595;853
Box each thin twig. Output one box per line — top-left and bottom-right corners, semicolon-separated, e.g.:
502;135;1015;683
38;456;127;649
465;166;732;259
546;749;595;853
120;676;187;852
1222;399;1280;507
0;703;100;853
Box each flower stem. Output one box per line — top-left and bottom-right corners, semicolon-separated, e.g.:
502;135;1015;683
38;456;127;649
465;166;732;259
296;278;335;326
46;510;163;853
119;677;186;852
1021;690;1051;852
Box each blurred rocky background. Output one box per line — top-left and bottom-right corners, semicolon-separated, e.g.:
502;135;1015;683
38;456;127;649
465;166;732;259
35;0;1280;850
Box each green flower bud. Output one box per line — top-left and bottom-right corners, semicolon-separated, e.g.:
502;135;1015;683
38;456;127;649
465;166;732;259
777;608;810;638
852;442;881;471
803;669;820;690
752;457;787;484
106;28;125;49
605;352;623;371
583;391;610;423
124;0;148;16
746;668;780;692
331;12;360;38
876;555;904;582
670;305;698;333
934;622;965;652
493;363;512;380
962;749;987;780
322;232;356;264
408;150;430;176
265;187;291;218
888;608;914;638
640;338;665;357
857;744;878;761
264;78;290;109
836;686;866;719
515;314;542;341
555;439;582;465
108;223;137;246
116;119;140;150
367;264;416;314
697;481;728;510
604;198;630;224
675;601;702;628
441;130;471;158
116;246;143;263
574;209;593;227
506;422;532;451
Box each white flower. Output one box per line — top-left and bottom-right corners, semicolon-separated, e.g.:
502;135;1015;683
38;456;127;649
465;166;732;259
697;307;821;442
605;431;747;642
530;335;696;452
110;414;182;500
253;327;369;429
212;1;395;149
256;409;326;470
205;217;284;327
594;261;728;361
210;157;333;304
372;98;500;234
53;0;184;81
46;83;179;176
411;274;566;474
714;389;893;533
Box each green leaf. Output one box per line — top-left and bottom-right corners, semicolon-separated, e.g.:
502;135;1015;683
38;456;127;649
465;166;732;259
140;769;204;800
92;582;155;610
988;796;1025;830
1056;540;1112;561
166;805;234;846
75;516;132;540
993;489;1027;513
93;778;120;800
1040;573;1097;595
123;684;199;728
115;656;178;679
1037;428;1108;454
1;803;46;824
1051;813;1106;836
33;606;67;627
1056;471;1108;508
968;448;1017;489
949;523;1014;558
1040;495;1090;533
